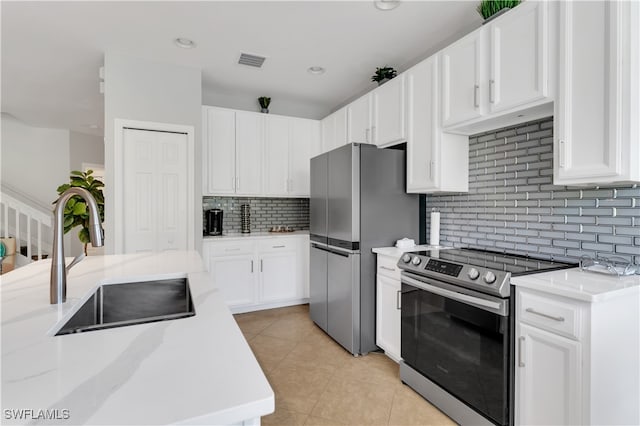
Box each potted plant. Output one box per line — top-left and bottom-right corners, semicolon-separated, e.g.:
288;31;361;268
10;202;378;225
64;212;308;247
258;96;271;113
53;170;105;255
477;0;520;23
371;66;397;86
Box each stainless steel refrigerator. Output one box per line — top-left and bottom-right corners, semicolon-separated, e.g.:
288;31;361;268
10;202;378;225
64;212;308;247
309;143;419;355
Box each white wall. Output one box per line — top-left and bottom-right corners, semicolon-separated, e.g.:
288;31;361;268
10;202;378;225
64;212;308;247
1;113;70;208
103;52;202;254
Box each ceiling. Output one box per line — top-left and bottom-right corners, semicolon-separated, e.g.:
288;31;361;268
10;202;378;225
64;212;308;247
1;1;481;136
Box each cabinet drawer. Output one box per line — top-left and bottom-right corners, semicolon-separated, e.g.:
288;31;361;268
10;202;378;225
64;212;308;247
517;289;582;340
210;241;255;257
257;239;297;253
377;255;401;280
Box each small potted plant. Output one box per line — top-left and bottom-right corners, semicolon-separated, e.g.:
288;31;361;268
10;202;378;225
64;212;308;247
477;0;520;23
258;96;271;113
371;66;397;86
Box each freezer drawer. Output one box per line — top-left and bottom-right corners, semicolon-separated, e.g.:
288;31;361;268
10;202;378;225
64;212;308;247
309;244;328;332
327;248;360;355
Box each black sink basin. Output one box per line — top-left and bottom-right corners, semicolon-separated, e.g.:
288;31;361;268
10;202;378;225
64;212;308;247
55;278;195;336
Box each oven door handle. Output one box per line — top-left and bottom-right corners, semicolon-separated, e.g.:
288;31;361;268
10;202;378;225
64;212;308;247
401;274;507;316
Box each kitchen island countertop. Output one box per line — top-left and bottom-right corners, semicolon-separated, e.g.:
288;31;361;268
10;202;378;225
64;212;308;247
1;251;273;425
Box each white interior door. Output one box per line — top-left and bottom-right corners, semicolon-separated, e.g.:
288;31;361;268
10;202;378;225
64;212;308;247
123;128;188;253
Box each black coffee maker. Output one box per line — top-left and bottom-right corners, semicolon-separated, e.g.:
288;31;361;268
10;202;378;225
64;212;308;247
205;209;223;236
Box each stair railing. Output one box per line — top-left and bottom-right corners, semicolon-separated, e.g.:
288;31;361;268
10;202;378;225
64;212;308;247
0;186;53;261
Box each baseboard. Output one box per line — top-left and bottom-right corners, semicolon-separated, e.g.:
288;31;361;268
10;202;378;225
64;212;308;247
229;298;309;314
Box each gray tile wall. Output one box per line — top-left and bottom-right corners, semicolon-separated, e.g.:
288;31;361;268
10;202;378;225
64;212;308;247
203;197;309;233
426;116;640;265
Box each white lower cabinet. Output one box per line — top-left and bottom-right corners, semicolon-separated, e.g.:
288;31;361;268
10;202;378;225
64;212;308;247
514;286;640;425
516;322;582;425
203;235;309;313
375;254;403;362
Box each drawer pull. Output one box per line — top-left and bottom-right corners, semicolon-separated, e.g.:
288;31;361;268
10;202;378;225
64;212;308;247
226;248;241;252
272;245;285;248
380;266;396;272
518;336;525;367
525;308;565;322
251;260;254;273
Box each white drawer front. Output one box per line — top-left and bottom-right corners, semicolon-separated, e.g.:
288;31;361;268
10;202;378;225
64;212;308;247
377;255;401;280
210;241;255;257
257;238;297;253
518;289;582;340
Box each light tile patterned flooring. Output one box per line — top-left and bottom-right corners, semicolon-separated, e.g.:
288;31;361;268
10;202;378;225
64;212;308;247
234;304;456;426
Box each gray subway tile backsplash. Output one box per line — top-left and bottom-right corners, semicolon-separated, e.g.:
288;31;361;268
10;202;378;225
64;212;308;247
203;196;309;233
426;116;640;265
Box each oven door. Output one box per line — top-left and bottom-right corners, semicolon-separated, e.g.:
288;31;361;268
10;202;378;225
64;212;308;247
401;273;510;425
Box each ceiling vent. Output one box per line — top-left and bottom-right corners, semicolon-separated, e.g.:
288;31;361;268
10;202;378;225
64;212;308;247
238;53;266;68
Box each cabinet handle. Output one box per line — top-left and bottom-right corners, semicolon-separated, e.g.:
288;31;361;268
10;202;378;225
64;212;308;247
251;260;254;273
380;266;396;272
518;336;525;367
559;140;566;168
372;126;376;144
365;128;370;143
525;308;565;322
489;79;495;104
260;259;263;272
225;248;241;252
429;161;434;180
473;84;479;108
236;177;240;190
396;290;401;310
232;176;236;190
272;245;285;248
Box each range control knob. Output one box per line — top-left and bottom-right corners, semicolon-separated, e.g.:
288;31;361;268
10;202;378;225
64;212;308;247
467;268;480;280
402;254;412;263
411;256;422;266
483;271;497;284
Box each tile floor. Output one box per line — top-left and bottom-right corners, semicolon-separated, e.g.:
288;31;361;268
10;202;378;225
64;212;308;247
234;304;456;426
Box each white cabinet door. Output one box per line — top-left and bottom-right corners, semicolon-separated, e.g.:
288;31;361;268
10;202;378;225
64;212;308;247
289;118;313;196
264;115;290;196
235;112;264;195
347;95;372;144
376;273;401;362
516;323;582;426
372;75;406;146
321;113;335;154
554;0;639;185
441;30;484;127
407;57;438;192
259;251;297;303
123;128;188;253
209;254;256;307
406;56;469;193
204;107;236;195
490;1;548;113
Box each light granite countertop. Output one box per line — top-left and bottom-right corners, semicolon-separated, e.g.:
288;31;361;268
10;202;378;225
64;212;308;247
1;251;273;425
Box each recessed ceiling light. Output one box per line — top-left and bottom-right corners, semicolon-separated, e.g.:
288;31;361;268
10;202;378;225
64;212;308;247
374;0;401;11
308;66;326;75
174;38;196;49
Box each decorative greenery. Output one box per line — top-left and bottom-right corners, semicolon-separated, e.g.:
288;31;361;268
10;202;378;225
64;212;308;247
258;96;271;109
476;0;520;20
371;66;397;84
53;170;104;254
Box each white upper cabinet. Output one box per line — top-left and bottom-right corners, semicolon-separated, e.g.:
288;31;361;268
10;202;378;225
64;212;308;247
406;55;468;193
371;74;407;147
348;94;373;144
489;0;548;113
235;111;264;196
441;30;485;127
321;107;348;153
554;0;640;185
264;115;290;196
441;1;554;134
203;106;320;197
204;107;236;195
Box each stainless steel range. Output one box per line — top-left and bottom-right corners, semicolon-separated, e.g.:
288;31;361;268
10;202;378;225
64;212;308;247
397;248;576;426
